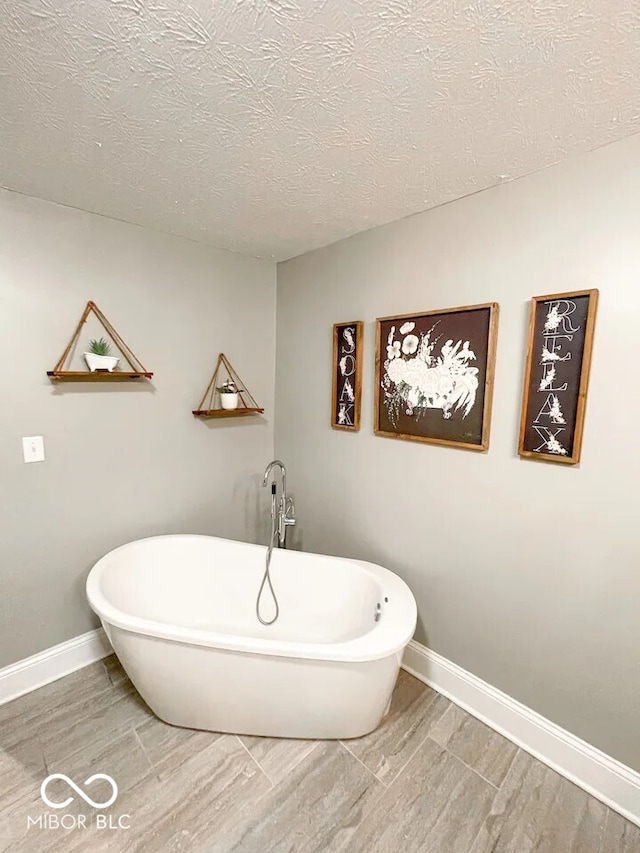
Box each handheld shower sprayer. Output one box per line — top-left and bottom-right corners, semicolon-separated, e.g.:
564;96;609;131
256;461;295;626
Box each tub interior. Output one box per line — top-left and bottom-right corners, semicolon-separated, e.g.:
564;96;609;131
97;536;383;644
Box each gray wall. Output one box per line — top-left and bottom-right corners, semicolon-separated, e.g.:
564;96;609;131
0;190;276;667
276;133;640;771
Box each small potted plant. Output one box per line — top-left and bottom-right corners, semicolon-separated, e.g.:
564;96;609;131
217;379;240;410
84;337;120;372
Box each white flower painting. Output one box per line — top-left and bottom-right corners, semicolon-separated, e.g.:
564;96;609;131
386;339;401;360
376;305;497;449
402;334;419;355
381;321;480;426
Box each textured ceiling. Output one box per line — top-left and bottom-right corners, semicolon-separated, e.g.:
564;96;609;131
1;1;639;261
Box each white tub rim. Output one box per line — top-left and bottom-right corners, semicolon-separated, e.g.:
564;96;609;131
86;534;417;664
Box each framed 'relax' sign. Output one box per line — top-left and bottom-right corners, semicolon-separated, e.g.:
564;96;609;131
518;289;598;464
331;321;363;431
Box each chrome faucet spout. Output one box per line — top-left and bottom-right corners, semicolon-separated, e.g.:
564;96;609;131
262;459;286;495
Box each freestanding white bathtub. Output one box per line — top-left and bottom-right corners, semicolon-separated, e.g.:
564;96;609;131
86;535;417;739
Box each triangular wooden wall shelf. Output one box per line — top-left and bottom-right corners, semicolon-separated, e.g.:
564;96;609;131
47;301;153;382
193;353;264;418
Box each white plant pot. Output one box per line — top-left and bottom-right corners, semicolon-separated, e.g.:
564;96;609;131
220;392;239;410
84;352;120;372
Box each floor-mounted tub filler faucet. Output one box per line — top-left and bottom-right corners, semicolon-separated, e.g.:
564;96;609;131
262;459;295;549
257;461;296;626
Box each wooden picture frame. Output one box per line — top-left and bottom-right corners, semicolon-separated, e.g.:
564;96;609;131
331;321;363;431
518;289;598;464
375;303;499;451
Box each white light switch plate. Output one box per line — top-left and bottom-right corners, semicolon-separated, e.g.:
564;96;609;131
22;436;45;463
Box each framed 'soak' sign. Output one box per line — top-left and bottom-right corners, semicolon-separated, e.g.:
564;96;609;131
331;321;363;431
518;289;598;464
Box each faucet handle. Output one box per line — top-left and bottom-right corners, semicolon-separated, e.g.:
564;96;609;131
283;497;296;526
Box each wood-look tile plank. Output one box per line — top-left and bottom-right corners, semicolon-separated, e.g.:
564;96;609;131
0;666;135;851
602;809;640;852
430;702;518;787
48;733;272;853
47;727;153;804
217;741;384;853
0;662;113;748
0;737;47;795
0;790;44;853
470;750;609;853
102;654;131;688
1;720;155;852
0;742;49;852
37;683;152;767
238;733;318;784
3;728;156;853
348;736;495;853
341;669;449;784
135;714;224;780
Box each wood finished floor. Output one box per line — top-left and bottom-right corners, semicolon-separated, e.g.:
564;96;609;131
1;658;639;853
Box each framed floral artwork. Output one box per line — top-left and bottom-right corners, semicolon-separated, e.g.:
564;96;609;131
332;321;363;431
374;303;499;450
518;289;598;464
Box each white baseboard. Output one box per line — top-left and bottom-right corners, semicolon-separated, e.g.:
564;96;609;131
402;640;640;828
0;628;112;706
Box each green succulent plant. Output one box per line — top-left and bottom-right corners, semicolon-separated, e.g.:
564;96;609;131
88;337;112;356
217;380;238;394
